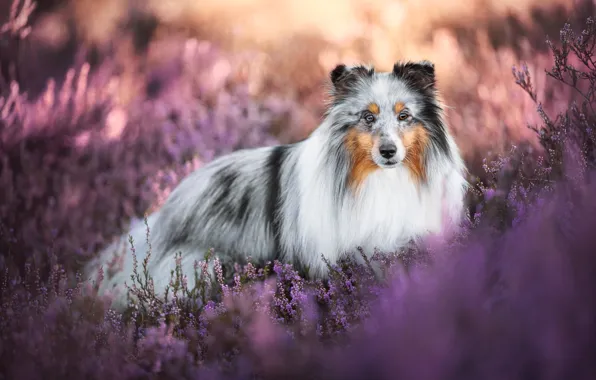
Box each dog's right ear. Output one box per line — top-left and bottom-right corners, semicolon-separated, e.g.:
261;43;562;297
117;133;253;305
330;64;349;86
329;64;374;99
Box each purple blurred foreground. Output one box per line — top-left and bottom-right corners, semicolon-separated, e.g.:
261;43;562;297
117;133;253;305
327;177;596;380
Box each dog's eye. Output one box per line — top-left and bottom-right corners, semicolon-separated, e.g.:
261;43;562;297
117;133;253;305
398;112;410;121
363;112;376;123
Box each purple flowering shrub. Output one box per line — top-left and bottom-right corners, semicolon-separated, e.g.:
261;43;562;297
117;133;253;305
2;1;596;378
0;1;291;278
466;17;596;233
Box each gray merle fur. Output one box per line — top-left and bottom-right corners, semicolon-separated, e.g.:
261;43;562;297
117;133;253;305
85;59;469;311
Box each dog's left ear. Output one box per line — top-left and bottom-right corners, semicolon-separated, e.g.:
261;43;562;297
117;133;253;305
392;60;436;90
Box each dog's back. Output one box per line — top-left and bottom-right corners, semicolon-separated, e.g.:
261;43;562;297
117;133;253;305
86;146;287;308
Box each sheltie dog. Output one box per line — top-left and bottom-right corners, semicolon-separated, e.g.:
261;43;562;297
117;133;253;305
85;60;468;310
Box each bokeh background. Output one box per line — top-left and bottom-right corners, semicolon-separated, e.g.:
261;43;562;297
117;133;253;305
4;0;592;151
0;0;592;275
3;2;596;378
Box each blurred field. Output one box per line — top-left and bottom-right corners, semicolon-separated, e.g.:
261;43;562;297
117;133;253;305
6;0;592;162
1;0;594;270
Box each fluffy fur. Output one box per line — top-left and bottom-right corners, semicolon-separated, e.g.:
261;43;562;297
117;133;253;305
85;60;469;310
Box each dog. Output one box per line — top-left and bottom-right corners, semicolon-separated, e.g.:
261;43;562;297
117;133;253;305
85;60;468;310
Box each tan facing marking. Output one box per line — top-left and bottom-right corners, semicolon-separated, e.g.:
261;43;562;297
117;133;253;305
394;102;405;114
367;103;380;114
345;129;379;191
401;125;429;183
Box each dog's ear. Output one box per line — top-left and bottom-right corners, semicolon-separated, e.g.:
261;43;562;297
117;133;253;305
330;64;349;86
329;64;374;99
392;60;436;90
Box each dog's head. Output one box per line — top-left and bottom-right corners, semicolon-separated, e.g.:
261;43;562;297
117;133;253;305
327;60;451;186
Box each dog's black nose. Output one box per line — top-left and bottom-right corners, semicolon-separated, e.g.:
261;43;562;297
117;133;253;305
379;144;397;159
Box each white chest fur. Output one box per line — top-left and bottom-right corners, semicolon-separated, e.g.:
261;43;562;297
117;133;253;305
293;132;453;273
338;168;444;253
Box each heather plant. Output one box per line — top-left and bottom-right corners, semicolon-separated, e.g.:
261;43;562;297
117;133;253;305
512;19;596;177
3;150;596;380
466;16;596;233
2;5;596;379
0;0;35;88
0;0;295;284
